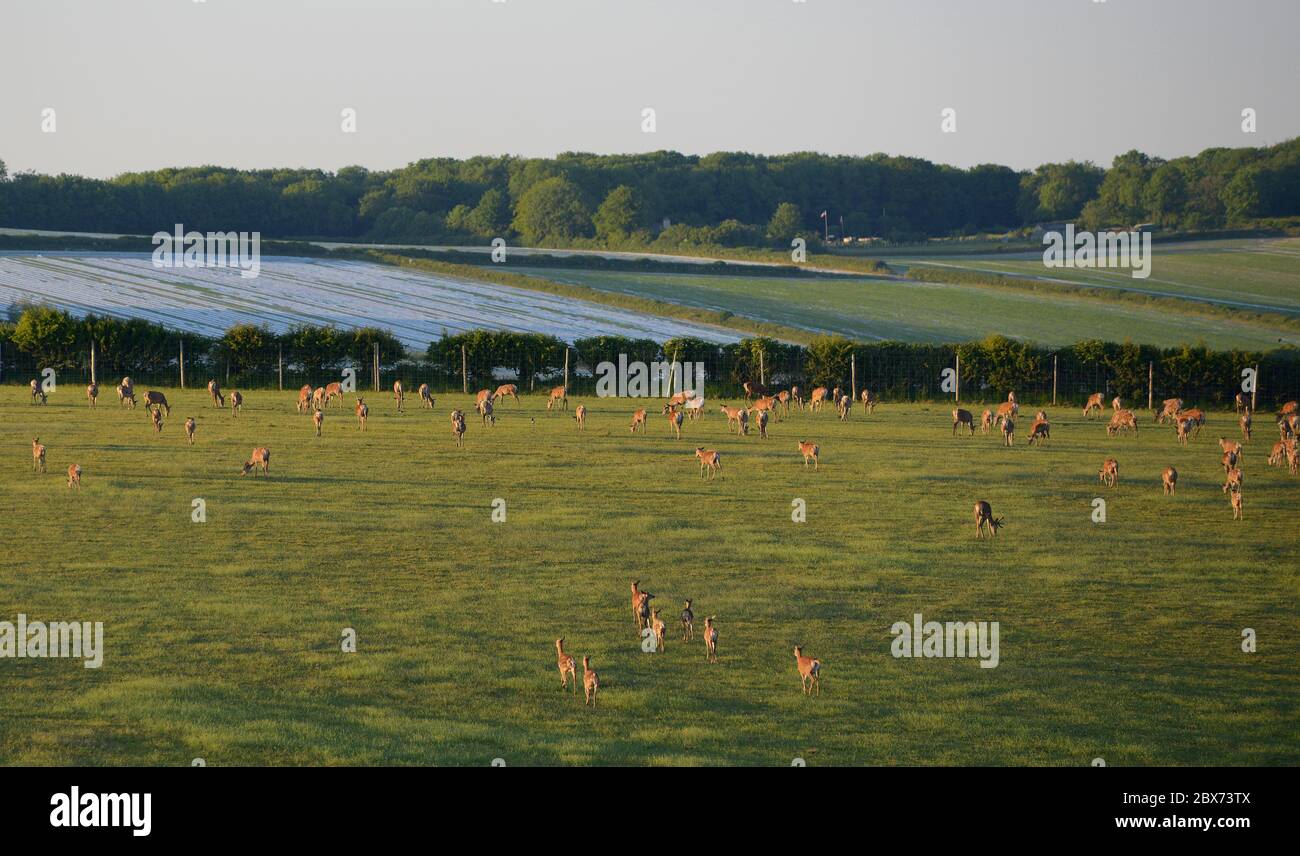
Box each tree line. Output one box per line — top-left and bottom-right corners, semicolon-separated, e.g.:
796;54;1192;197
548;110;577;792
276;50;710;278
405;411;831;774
3;306;1294;407
1;139;1295;248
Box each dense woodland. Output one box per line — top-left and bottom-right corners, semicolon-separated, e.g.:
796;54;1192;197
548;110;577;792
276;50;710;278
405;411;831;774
1;139;1297;248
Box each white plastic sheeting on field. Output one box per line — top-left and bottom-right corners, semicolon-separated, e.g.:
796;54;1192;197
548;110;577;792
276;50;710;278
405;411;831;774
0;254;741;347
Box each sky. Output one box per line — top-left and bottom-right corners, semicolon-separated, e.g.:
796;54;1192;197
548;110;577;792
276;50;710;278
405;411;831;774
2;0;1297;178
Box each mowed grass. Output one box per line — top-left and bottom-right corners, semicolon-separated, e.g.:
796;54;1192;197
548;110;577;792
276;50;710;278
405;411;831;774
1;387;1297;766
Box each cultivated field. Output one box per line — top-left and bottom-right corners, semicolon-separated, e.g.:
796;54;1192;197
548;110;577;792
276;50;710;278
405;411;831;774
2;386;1296;765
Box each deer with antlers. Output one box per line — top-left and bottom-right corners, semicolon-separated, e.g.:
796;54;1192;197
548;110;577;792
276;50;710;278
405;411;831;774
973;500;1003;539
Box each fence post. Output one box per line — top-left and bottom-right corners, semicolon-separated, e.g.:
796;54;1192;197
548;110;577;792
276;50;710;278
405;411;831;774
373;342;380;392
851;353;857;403
278;345;283;392
90;339;97;387
954;350;960;403
1052;354;1057;407
563;347;570;392
179;339;185;389
1251;362;1258;412
461;345;468;395
1148;362;1153;411
758;348;765;387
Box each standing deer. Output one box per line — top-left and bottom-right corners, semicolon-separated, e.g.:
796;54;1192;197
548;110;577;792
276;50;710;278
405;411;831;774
719;404;747;435
241;447;270;477
650;608;666;654
297;385;313;414
67;464;82;490
1026;418;1050;446
1155;397;1183;424
695;447;721;480
32;439;46;473
798;440;820;468
184;417;196;444
794;646;822;695
150;407;164;434
355;398;369;430
573;403;586;430
1111;396;1123;411
555;638;577;694
630;581;652;631
980;409;994;435
1230;490;1244;520
1235;392;1248;414
860;389;878;414
324;382;344;407
313;410;324;437
630;408;647;434
704;616;718;663
1000;416;1015;446
118;382;135;409
680;600;694;642
418;383;434;409
30;379;47;404
790;385;804;411
208;379;225;408
1162;466;1177;494
1240;409;1252;442
755;408;769;439
809;387;830;412
952;408;975;436
143;390;171;415
477;396;495;426
451;409;466;447
393;380;404;412
1222;467;1243;494
837;394;852;421
663;404;683;439
86;382;98;406
312;387;326;411
230;390;243;417
973;500;1003;539
1099;457;1119;487
582;656;599;707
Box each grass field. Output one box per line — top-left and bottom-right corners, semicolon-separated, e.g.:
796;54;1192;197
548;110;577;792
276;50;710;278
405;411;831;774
1;386;1297;766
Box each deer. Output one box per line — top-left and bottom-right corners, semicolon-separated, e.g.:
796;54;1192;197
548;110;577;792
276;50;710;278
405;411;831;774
555;638;577;693
1000;416;1015;446
313;410;323;437
809;387;830;412
86;382;98;406
1235;392;1248;414
860;388;878;415
312;387;326;411
754;407;770;439
207;379;224;408
1099;457;1119;487
355;398;369;430
680;600;694;642
1155;397;1183;425
297;385;313;414
477;396;495;426
1230;489;1244;520
1240;409;1252;442
837;394;852;421
475;389;494;410
1111;396;1123;412
418;383;434;409
546;386;568;412
1280;413;1299;441
117;382;135;409
995;400;1017;423
1176;408;1206;438
1026;417;1050;445
393;380;404;412
1221;449;1239;473
32;438;46;473
666;390;694;408
682;395;705;421
695;447;721;480
1218;438;1242;457
663;404;683;439
573;403;586;430
753;395;780;423
794;646;822;695
952;408;975;436
651;608;666;654
29;379;47;405
451;409;466;447
184;417;196;445
241;446;270;477
1267;440;1289;467
582;656;599;707
980;409;994;434
1176;417;1194;446
1222;467;1243;494
323;382;344;407
1288;442;1300;476
493;384;519;405
1108;409;1138;437
230;390;243;417
973;500;1003;538
630;581;653;631
630;408;647;434
719;404;747;435
1162;466;1177;495
1083;393;1105;419
790;385;804;411
798;440;820;468
777;389;792;416
150;407;164;434
142;390;171;415
1280;400;1299;417
704;616;718;663
67;463;82;490
742;380;769;401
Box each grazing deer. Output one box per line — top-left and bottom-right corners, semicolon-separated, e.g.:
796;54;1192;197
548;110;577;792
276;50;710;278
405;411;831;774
952;408;975;436
777;389;792;416
86;382;98;406
630;408;647;434
143;390;171;415
1155;397;1183;425
1218;438;1242;456
1176;417;1194;446
184;417;196;445
1221;449;1239;473
837;394;852;421
704;616;718;663
477;396;495;426
753;395;779;423
995;400;1018;422
1099;457;1119;487
682;395;705;421
1162;466;1177;495
680;600;694;642
1222;467;1243;494
313;410;323;437
355;398;369;430
973;500;1003;539
1111;396;1123;412
1083;393;1104;419
1026;418;1050;446
555;638;577;693
798;440;820;468
418;383;434;409
67;463;82;489
695;447;721;480
1000;416;1015;446
324;382;344;406
208;380;224;408
663;404;683;439
29;379;46;405
493;384;519;405
1033;410;1048;423
393;380;404;412
451;410;466;447
475;389;494;409
1280;413;1299;441
651;608;666;654
297;384;313;413
790;385;804;411
1108;409;1138;437
794;646;822;695
860;388;878;414
230;390;243;417
720;404;746;435
241;446;270;477
980;409;994;435
32;439;46;473
742;380;769;401
573;403;586;430
755;407;770;439
1230;489;1243;520
312;387;326;411
547;386;568;412
150;407;164;433
582;656;599;707
1268;440;1289;467
666;390;694;408
1235;392;1247;414
1240;409;1252;442
117;382;135;409
1177;408;1205;438
630;581;652;630
809;387;830;412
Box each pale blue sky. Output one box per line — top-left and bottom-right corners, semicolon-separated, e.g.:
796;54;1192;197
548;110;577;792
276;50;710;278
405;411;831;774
2;0;1296;177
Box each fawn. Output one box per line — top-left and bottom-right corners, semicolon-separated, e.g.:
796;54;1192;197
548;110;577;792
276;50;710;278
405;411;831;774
704;616;718;663
185;417;196;444
67;464;82;489
651;608;666;654
32;438;46;473
582;656;599;706
798;440;820;468
555;638;577;693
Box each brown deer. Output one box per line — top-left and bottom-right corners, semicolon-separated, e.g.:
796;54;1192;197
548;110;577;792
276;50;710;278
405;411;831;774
1221;449;1239;473
313;410;324;437
241;446;270;477
1099;457;1119;487
1222;467;1243;494
754;407;770;439
1268;440;1289;467
809;387;830;412
1111;396;1123;411
1176;417;1194;446
493;384;519;405
117;382;135;409
798;440;820;468
143;390;170;415
297;385;313;413
67;463;82;489
451;410;466;447
555;638;577;693
837;394;852;421
742;380;769;401
630;408;647;434
952;408;975;436
777;389;792;416
719;404;747;435
208;379;225;408
1083;393;1104;419
682;395;705;421
995;400;1018;423
1280;400;1299;417
973;500;1003;539
475;389;494;409
1000;416;1015;446
32;439;46;473
704;616;718;663
790;385;804;411
980;409;994;435
312;387;326;411
1218;438;1242;456
229;390;243;417
324;382;344;406
680;600;694;642
695;447;721;480
573;403;586;430
630;581;652;630
418;383;434;409
477;396;495;426
393;380;404;412
1230;490;1244;520
582;656;599;707
29;379;46;405
1026;418;1050;446
1240;409;1252;442
650;608;666;654
1162;466;1177;494
663;404;683;439
860;388;878;414
1234;392;1248;414
1176;408;1205;438
355;398;369;430
1107;409;1138;437
1289;442;1300;475
184;417;196;445
753;395;780;423
86;382;98;406
546;386;568;412
794;646;822;695
1155;397;1183;424
150;407;164;434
